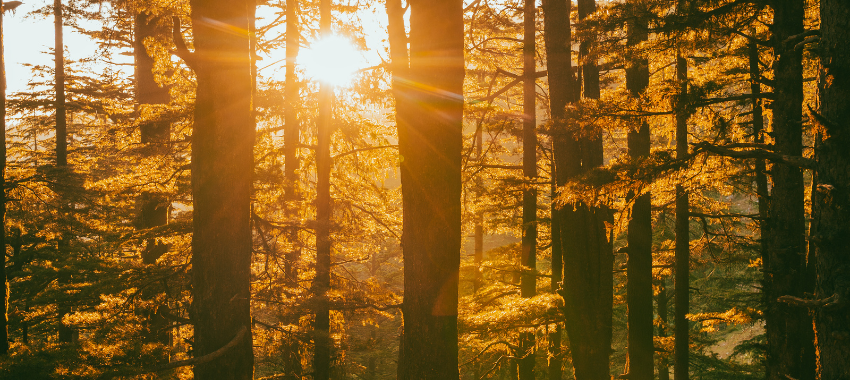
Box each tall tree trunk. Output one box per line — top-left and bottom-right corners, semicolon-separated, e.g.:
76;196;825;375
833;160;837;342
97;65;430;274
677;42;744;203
519;0;537;378
765;2;814;380
284;0;301;288
187;0;255;377
625;13;652;380
283;0;302;377
313;1;333;378
748;39;769;281
673;52;689;380
134;12;172;353
549;176;562;380
54;0;67;167
812;1;850;377
397;0;464;378
557;1;615;379
541;0;574;377
0;0;8;356
53;0;76;344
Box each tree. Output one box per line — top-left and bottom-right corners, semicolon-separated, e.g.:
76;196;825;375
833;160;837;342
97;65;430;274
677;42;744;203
397;0;464;378
519;0;537;378
625;4;653;380
810;0;850;377
764;2;815;380
0;0;8;356
180;0;255;377
313;0;333;378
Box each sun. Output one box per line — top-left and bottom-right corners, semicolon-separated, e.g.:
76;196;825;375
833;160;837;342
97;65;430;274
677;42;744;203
299;35;365;87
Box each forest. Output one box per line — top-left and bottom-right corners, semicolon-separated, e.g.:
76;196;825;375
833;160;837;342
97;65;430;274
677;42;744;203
0;0;848;379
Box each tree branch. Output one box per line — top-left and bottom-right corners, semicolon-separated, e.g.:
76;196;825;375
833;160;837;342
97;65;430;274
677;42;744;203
777;294;840;308
99;326;248;379
693;142;816;170
172;16;198;70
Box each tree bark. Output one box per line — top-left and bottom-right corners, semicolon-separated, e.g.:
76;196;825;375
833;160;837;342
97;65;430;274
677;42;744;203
625;13;653;380
765;2;815;380
812;1;850;378
134;13;172;354
187;0;255;378
282;1;302;377
519;0;537;378
657;279;670;380
54;0;67;167
397;0;464;378
313;0;333;378
673;52;689;380
0;0;8;356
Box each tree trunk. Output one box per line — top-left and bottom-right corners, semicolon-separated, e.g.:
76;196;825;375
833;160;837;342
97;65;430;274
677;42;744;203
812;1;850;378
397;0;464;378
556;1;615;379
549;177;562;380
519;0;537;378
313;1;333;378
54;0;67;167
283;0;302;377
284;0;301;287
765;2;815;380
748;39;769;280
188;0;255;378
674;52;689;380
657;279;670;380
625;13;652;380
541;0;573;376
134;13;172;354
0;1;8;356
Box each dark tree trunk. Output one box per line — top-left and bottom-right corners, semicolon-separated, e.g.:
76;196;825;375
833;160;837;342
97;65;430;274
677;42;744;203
397;0;464;378
282;0;302;377
53;0;76;345
134;13;172;355
549;177;562;380
283;0;301;287
812;1;850;377
541;0;573;376
519;0;537;378
625;13;652;380
54;0;67;167
556;1;615;379
657;279;670;380
748;40;769;275
674;53;689;380
765;2;815;380
313;1;333;378
187;0;255;378
0;1;8;356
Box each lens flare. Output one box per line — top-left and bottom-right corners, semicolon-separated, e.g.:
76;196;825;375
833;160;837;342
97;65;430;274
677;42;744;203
299;35;364;87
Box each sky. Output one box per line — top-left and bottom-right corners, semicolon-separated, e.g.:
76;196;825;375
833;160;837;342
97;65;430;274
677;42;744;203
5;0;102;95
4;1;389;96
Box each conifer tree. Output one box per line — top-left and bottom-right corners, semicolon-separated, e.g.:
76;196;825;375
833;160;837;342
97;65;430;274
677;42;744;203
178;0;255;377
397;0;464;378
810;0;850;377
625;5;652;379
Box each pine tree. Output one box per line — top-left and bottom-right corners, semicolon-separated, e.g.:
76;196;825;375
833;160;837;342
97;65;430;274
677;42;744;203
397;0;464;378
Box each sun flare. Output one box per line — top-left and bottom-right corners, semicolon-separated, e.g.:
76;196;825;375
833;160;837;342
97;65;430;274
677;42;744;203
299;35;364;87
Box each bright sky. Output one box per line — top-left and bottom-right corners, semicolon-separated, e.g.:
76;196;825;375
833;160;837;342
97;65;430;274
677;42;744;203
5;0;103;95
4;1;390;95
